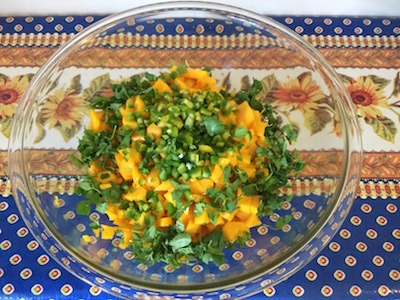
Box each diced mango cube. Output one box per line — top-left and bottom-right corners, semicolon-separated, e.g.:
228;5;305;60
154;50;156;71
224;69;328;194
182;69;208;80
245;214;262;228
101;225;118;240
194;210;210;225
235;210;251;221
152;78;172;94
211;165;223;183
154;180;175;192
186;219;201;235
147;123;162;140
158;217;173;228
146;168;160;189
123;186;147;202
220;210;237;222
222;221;249;243
88;109;106;133
236;101;255;128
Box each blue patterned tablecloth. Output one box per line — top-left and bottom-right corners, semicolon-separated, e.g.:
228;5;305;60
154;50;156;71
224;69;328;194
0;14;400;299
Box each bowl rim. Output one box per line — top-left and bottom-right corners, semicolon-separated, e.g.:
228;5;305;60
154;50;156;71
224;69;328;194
9;0;363;295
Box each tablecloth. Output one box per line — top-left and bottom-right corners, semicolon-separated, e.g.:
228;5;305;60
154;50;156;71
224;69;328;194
0;14;400;299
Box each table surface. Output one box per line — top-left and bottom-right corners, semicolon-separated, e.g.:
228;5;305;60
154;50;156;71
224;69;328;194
0;14;400;299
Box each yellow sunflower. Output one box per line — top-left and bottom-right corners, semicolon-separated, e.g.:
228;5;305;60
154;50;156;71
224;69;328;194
40;89;87;132
0;75;30;119
273;73;325;113
345;76;388;120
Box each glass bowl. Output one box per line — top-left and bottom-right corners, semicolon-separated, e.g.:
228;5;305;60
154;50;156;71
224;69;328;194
8;2;362;299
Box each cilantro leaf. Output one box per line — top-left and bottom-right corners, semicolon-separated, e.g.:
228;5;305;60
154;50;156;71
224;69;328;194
169;233;192;252
204;116;225;136
76;200;91;215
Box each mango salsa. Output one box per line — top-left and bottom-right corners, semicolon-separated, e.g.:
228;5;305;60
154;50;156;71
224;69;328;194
74;64;304;268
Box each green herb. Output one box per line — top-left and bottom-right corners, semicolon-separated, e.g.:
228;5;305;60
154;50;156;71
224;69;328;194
234;126;247;138
203;116;225;136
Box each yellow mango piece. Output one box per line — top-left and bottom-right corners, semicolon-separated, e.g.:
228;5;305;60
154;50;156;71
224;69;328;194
96;171;122;184
185;219;200;235
93;228;100;238
147;123;162;140
206;223;218;232
253;111;268;137
218;157;230;168
196;76;216;90
239;196;260;215
146;168;161;189
245;214;262;228
154;180;174;192
105;204;118;221
134;95;146;112
227;153;238;167
123;186;147;202
243;141;258;157
131;147;143;164
237;196;252;214
237;162;257;178
189;179;214;195
179;205;194;225
240;154;251;164
174;77;188;90
220;210;237;222
82;234;91;243
122;117;137;131
101;225;118;240
158;217;173;228
215;216;225;226
99;183;112;190
132;165;144;187
118;228;133;249
115;152;133;181
211;165;223;183
152;78;172;94
249;196;261;215
194;210;210;225
236;101;255;128
88;109;106;133
218;111;232;125
164;191;175;205
222;221;250;243
182;69;208;80
185;78;196;88
235;210;251;221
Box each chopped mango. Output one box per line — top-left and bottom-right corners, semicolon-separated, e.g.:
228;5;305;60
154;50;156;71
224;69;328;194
182;69;208;80
158;216;173;227
123;186;147;202
154;180;175;192
152;78;172;94
88;109;106;133
101;225;118;240
222;221;249;243
245;214;262;228
147;123;162;140
194;210;210;225
146;168;160;189
189;178;214;195
220;210;237;222
236;101;255;128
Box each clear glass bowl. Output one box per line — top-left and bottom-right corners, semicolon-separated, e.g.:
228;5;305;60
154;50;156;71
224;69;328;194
8;2;362;299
